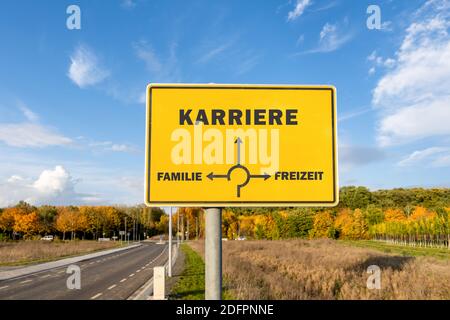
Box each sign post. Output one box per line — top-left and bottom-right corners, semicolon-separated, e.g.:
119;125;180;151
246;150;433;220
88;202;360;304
205;207;222;300
144;84;338;300
168;207;172;277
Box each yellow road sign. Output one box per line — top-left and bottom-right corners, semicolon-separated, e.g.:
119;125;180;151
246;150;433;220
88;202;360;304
145;84;338;207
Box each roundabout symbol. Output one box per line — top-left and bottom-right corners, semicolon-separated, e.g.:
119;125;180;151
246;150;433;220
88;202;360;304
206;137;271;197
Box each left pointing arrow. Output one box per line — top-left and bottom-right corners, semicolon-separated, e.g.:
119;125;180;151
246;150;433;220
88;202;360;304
207;172;228;180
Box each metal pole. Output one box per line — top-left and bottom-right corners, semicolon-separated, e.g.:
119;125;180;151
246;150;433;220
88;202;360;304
177;211;180;246
205;207;222;300
168;207;172;277
125;217;127;245
187;218;190;241
181;215;184;242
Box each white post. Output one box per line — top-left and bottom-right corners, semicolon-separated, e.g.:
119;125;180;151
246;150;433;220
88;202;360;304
205;207;222;300
168;207;172;277
152;266;166;300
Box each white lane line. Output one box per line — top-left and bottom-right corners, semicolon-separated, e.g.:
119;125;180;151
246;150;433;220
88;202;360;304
0;285;9;290
129;273;135;277
89;262;95;265
20;279;32;284
40;274;51;279
120;278;127;283
136;270;141;273
90;293;102;300
108;284;117;290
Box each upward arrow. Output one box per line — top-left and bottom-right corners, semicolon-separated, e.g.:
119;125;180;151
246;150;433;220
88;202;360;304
235;137;242;165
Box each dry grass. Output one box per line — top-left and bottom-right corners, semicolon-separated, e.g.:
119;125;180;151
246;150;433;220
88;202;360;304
189;239;450;300
0;240;121;266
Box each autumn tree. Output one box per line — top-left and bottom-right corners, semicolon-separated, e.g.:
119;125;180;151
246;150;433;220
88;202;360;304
56;207;76;240
310;211;335;239
13;212;39;238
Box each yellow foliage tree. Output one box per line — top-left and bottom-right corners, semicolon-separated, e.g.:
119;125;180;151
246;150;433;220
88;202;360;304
409;206;436;221
310;211;334;239
384;208;406;222
13;212;39;238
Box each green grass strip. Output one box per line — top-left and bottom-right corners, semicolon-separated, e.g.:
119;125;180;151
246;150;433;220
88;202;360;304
341;240;450;260
170;244;234;300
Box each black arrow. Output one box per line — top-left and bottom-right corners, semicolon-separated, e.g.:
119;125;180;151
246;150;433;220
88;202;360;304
207;172;228;180
234;137;242;165
250;173;271;180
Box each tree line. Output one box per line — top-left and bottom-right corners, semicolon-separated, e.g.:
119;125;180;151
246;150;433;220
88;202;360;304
0;187;449;248
222;187;450;248
0;201;166;240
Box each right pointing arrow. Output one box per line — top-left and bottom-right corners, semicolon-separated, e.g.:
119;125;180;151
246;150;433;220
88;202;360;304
250;172;271;181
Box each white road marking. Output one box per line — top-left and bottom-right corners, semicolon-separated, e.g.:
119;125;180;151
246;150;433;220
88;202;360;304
129;273;135;277
136;270;141;273
57;270;64;274
108;284;117;290
20;279;32;284
0;285;9;290
120;278;127;283
89;262;95;265
90;293;102;300
40;274;51;279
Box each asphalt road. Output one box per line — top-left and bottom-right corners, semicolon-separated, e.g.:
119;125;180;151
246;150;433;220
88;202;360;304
0;242;168;300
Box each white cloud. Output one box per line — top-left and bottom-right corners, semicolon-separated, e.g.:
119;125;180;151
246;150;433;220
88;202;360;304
7;175;24;183
133;41;180;82
68;45;109;88
296;34;305;46
381;21;393;32
109;144;137;153
88;140;138;153
287;0;311;21
398;147;450;167
0;103;71;148
33;166;74;194
372;0;450;146
367;51;396;75
197;41;234;64
338;107;372;122
0;166;95;207
315;22;352;52
235;51;261;76
17;101;39;123
0;123;72;148
296;22;352;55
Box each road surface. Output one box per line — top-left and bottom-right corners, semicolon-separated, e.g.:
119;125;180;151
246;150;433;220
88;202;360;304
0;242;168;300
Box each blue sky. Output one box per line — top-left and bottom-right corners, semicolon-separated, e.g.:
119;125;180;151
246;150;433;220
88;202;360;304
0;0;449;206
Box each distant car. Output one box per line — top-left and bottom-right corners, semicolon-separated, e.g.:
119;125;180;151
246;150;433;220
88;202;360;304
237;236;246;241
40;235;54;241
